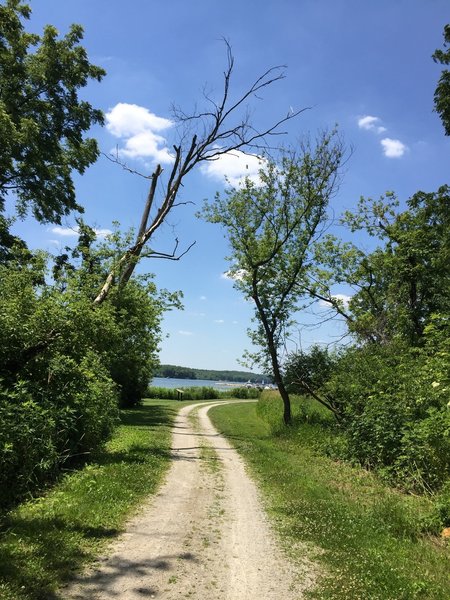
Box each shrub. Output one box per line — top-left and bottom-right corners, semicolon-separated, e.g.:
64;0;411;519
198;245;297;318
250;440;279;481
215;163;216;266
0;384;59;508
146;385;262;401
325;318;450;492
0;352;119;511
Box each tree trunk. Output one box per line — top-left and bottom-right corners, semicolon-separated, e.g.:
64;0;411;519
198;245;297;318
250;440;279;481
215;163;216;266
266;330;292;425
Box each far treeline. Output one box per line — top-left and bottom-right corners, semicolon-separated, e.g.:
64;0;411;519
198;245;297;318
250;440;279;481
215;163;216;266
154;365;267;383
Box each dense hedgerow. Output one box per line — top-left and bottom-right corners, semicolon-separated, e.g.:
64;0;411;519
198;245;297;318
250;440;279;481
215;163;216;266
0;353;118;509
0;236;165;510
325;318;450;492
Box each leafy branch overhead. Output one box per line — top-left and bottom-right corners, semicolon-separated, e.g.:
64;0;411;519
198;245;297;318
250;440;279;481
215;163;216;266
0;0;105;223
433;23;450;135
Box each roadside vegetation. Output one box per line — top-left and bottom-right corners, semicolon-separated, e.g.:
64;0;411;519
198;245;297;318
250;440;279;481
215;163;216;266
0;400;176;600
146;385;261;401
209;397;450;599
1;3;449;597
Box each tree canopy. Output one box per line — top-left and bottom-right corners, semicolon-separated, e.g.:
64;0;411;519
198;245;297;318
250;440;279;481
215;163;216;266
307;186;450;346
433;24;450;135
0;0;105;223
202;131;345;423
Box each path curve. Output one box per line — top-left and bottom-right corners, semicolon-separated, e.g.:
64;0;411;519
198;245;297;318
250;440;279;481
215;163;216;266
62;400;315;599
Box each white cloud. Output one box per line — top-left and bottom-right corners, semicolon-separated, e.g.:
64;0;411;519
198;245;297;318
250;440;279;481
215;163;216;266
202;150;265;186
199;295;207;301
50;226;112;239
214;319;225;324
93;228;113;238
178;330;193;336
380;138;408;158
319;293;352;309
50;226;79;237
119;131;175;163
106;103;172;136
105;102;174;164
357;115;386;134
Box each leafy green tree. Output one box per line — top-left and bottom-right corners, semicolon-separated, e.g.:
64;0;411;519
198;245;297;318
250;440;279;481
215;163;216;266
51;223;181;406
202;131;345;424
0;0;105;222
433;24;450;135
284;345;341;419
307;187;450;345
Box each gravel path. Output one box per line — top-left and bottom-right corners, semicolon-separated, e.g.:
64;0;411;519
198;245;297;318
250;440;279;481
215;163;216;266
61;400;316;599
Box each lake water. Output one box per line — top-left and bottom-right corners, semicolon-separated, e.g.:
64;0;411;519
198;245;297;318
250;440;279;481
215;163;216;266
151;377;247;391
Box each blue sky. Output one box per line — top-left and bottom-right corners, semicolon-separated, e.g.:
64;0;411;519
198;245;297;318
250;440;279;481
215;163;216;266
13;0;450;370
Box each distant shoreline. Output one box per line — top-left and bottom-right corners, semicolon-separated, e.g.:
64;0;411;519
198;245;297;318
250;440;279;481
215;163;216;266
155;364;269;384
151;376;259;391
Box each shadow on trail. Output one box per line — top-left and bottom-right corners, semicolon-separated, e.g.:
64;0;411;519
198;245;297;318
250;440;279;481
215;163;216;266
120;404;177;429
62;551;198;599
0;514;120;600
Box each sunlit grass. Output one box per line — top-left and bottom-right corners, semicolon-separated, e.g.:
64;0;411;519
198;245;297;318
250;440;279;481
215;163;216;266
209;399;450;599
0;399;177;600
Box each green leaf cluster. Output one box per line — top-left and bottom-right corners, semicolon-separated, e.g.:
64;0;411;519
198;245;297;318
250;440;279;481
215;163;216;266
0;225;176;509
202;130;345;423
433;23;450;135
0;0;105;222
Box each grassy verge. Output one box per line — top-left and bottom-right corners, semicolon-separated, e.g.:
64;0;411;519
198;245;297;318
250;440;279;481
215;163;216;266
209;399;450;600
0;399;178;600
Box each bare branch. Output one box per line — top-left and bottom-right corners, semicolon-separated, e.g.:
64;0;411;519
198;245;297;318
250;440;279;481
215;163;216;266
95;42;304;303
102;151;153;180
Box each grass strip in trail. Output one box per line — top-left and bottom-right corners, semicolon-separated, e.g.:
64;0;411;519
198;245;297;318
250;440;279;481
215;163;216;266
0;399;178;600
209;400;450;600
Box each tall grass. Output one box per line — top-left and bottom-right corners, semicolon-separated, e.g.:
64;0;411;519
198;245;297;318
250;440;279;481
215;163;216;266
146;385;261;401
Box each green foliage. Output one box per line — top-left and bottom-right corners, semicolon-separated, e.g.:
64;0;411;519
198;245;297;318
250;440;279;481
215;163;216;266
0;225;172;508
433;23;450;135
108;281;165;407
145;386;261;401
284;344;337;394
202;130;345;423
311;187;450;345
0;0;105;222
434;480;450;526
325;317;450;491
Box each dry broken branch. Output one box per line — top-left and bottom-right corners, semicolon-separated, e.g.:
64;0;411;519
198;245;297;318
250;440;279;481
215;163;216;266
94;42;303;304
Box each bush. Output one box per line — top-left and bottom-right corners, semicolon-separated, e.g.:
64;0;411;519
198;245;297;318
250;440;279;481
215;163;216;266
434;480;450;527
146;386;221;401
325;318;450;492
0;384;59;508
0;352;119;511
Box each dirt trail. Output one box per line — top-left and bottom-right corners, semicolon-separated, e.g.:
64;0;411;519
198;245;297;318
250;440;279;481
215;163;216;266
62;400;316;599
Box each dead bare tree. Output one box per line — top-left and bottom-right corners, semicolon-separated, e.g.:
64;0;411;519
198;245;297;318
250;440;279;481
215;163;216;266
93;41;305;305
